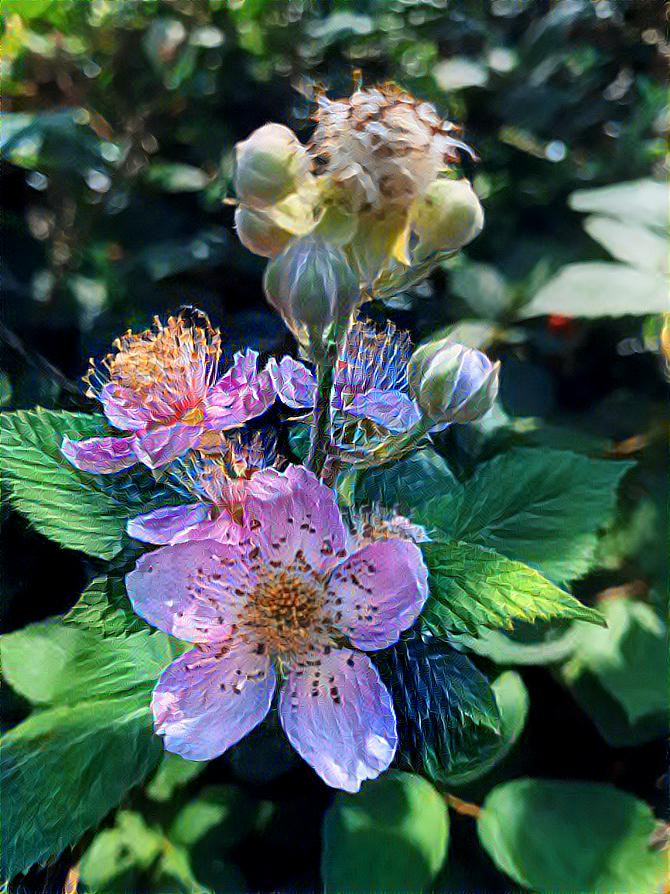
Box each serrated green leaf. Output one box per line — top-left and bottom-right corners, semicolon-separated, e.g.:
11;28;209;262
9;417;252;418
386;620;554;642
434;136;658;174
478;778;666;892
0;409;173;560
322;771;449;893
444;671;529;787
64;574;151;638
377;634;500;783
417;448;632;583
1;617;180;706
421;541;604;637
1;693;162;880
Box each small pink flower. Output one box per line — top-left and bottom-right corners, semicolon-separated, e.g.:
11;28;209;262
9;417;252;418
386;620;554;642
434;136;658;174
61;314;298;474
127;431;278;546
126;466;429;792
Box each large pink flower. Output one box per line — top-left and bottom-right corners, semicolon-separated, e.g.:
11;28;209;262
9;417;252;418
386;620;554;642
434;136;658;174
126;466;429;792
61;314;291;474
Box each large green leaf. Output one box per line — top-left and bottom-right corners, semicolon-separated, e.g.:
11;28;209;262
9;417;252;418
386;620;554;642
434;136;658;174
0;617;182;879
561;598;668;744
444;671;529;787
1;693;162;880
354;449;457;513
322;771;449;893
521;262;668;318
0;409;163;559
377;634;500;783
1;618;178;706
478;779;666;892
417;448;632;583
421;541;603;637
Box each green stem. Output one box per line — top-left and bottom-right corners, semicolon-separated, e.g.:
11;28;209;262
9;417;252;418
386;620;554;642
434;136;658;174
306;357;334;479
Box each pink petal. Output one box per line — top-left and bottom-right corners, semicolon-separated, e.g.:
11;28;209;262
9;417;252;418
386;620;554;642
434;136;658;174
170;515;247;545
101;383;153;432
345;388;421;433
204;350;277;429
133;422;203;469
125;539;255;642
267;356;317;409
326;539;429;650
244;465;349;574
61;434;138;474
279;648;397;792
152;641;276;761
127;503;210;545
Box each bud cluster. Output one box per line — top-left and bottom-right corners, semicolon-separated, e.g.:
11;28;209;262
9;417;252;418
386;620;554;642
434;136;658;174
232;82;484;348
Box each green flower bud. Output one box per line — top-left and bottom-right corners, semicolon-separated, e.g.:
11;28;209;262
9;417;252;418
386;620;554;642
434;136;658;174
234;205;291;258
263;236;359;348
412;178;484;258
234;123;311;209
409;338;499;424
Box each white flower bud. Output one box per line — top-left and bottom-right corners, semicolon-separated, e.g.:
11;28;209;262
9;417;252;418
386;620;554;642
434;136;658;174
412;178;484;258
409;339;499;424
234;205;291;258
263;236;359;347
234;123;311;209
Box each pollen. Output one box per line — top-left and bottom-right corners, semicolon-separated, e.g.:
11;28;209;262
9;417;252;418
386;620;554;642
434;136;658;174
85;313;221;425
242;569;329;659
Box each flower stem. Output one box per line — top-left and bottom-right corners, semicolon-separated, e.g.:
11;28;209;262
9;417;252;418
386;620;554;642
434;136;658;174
306;357;334;479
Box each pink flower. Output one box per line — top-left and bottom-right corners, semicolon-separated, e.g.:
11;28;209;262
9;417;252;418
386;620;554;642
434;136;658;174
61;314;290;474
126;466;429;792
127;431;278;546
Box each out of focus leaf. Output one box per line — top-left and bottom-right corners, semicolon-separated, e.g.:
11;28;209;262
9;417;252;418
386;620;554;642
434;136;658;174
80;811;161;891
322;771;449;893
561;598;668;742
421;541;603;637
146;752;208;802
444;671;529;787
418;448;632;583
454;619;585;666
377;634;500;782
434;57;488;90
448;260;511;320
145;163;210;192
478;779;666;892
583;215;667;274
134;228;230;280
522;262;668;318
569;179;667;232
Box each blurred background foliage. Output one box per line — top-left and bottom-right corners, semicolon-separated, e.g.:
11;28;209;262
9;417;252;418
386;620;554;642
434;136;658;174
1;1;668;892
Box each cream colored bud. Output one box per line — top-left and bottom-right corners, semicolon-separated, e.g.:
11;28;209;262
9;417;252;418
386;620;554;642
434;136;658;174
409;338;499;424
412;178;484;258
235;205;291;258
234;123;310;209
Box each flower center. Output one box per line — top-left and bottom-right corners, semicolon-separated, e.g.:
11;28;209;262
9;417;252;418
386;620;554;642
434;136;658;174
243;569;328;659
